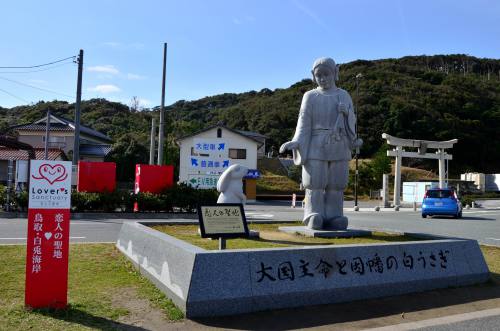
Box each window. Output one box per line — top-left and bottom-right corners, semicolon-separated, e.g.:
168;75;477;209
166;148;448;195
42;136;65;143
191;147;208;157
229;148;246;159
426;190;452;198
217;128;222;138
42;136;66;148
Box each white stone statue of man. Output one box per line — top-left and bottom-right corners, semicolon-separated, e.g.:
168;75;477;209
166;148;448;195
280;57;362;230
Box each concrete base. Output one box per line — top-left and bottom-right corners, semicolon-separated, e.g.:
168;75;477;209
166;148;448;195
117;221;490;318
249;229;260;238
279;226;371;238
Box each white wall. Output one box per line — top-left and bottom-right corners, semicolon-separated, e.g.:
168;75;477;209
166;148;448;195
178;127;258;188
461;173;486;191
402;182;437;203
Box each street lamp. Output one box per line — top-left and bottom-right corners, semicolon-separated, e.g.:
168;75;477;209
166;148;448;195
354;73;363;210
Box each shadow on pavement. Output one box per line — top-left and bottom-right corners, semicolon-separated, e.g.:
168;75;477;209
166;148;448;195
429;216;496;221
460;216;496;221
32;305;148;331
192;277;500;331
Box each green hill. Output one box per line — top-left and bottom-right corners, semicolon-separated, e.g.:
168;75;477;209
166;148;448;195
1;54;499;180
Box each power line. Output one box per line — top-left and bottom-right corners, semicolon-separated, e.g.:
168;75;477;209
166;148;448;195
0;56;76;69
0;76;74;98
0;87;29;103
0;61;75;74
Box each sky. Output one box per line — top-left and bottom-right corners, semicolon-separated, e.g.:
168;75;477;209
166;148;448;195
0;0;499;109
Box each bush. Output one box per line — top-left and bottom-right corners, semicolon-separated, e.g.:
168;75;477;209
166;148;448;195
3;185;218;213
135;192;165;212
288;165;302;183
163;183;218;212
0;185;5;208
117;190;135;212
71;192;103;212
460;192;500;207
99;190;123;212
13;191;28;211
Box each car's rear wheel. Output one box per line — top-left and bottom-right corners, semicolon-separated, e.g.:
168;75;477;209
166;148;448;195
422;214;427;218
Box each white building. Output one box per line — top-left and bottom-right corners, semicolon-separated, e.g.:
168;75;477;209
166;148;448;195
402;181;438;204
176;124;264;198
461;173;500;192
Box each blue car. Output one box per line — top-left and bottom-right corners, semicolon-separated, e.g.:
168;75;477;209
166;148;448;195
421;189;462;219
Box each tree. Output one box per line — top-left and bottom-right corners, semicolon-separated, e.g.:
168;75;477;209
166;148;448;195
106;133;149;181
129;96;140;112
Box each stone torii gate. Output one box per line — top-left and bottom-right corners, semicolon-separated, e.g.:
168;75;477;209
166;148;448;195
382;133;458;207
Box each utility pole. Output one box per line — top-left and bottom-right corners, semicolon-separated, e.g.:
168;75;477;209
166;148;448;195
44;108;51;159
149;118;156;165
157;43;167;165
72;49;83;165
354;73;362;210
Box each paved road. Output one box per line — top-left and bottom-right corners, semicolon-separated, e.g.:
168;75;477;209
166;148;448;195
1;202;499;246
249;203;500;246
416;315;500;331
367;308;500;331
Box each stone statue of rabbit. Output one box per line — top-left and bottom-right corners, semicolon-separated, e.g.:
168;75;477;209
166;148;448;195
216;164;248;205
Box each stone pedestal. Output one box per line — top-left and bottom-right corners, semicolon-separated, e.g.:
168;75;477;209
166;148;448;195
279;226;371;238
117;221;490;318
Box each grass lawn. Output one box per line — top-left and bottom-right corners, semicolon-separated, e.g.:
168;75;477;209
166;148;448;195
481;245;500;284
0;244;183;331
151;222;420;250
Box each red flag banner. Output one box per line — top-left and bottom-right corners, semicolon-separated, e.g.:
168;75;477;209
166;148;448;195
25;160;72;309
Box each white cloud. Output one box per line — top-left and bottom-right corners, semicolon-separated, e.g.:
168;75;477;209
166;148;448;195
129;42;145;50
87;84;121;94
292;0;329;32
138;98;152;107
87;65;120;75
232;16;255;25
101;41;145;50
102;41;121;47
127;73;147;80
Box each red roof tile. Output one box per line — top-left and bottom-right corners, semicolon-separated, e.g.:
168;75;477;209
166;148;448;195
0;148;66;161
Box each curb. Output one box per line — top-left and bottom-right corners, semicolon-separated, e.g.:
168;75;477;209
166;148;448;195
0;211;198;220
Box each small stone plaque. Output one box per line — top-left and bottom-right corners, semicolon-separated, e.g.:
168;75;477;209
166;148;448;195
197;204;249;238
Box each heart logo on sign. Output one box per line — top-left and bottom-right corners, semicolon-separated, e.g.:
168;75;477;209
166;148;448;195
44;232;53;240
32;164;68;185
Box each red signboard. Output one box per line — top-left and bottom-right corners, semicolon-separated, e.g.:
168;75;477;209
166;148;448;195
77;161;116;192
25;209;71;308
25;160;72;309
134;164;174;194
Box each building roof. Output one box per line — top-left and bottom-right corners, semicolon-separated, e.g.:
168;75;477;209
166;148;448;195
80;144;112;157
13;113;112;142
176;124;265;147
0;148;66;161
234;129;268;139
0;135;35;150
